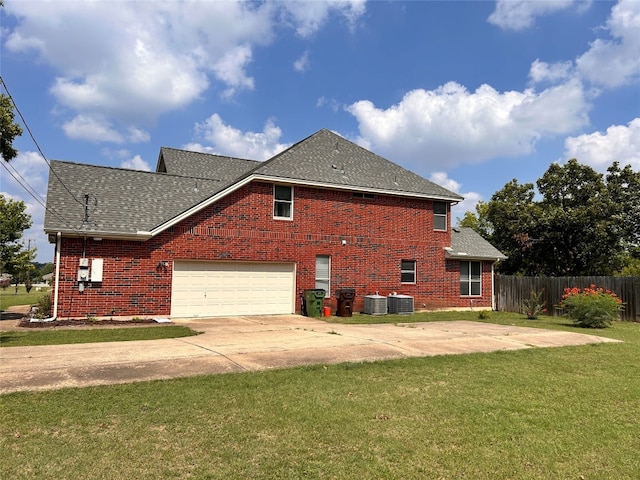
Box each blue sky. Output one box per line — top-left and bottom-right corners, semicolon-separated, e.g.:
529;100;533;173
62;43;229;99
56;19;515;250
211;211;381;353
1;0;639;263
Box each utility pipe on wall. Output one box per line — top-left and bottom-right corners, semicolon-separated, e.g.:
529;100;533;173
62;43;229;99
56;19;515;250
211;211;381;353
32;231;61;323
44;232;61;322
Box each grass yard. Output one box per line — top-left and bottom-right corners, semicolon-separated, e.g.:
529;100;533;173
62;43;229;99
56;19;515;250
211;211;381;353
0;286;50;311
1;314;639;479
0;325;199;347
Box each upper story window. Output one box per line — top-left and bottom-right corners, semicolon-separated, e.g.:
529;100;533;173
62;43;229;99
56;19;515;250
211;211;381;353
434;201;447;231
401;260;416;284
274;185;293;219
460;261;481;296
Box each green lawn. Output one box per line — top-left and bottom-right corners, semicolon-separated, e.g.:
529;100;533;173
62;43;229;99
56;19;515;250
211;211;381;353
1;313;639;479
0;285;50;311
0;325;199;347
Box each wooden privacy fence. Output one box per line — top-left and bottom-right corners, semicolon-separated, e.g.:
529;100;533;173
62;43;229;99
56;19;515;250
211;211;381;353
495;275;640;322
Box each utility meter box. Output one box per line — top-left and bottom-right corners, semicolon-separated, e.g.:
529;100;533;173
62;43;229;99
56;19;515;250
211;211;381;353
78;258;90;282
78;267;89;281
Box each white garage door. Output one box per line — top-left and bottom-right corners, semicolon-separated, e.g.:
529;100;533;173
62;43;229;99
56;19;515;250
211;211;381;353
171;261;296;318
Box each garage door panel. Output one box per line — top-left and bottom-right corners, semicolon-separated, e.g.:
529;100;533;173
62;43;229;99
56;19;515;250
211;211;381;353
171;261;295;318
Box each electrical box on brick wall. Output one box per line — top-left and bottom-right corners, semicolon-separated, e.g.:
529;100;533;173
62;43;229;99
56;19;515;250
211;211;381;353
78;258;89;281
91;259;103;282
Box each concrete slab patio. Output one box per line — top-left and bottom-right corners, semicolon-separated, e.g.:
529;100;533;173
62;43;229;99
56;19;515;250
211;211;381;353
0;316;619;394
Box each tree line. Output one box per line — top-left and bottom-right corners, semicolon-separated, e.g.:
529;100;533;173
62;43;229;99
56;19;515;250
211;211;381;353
459;159;640;276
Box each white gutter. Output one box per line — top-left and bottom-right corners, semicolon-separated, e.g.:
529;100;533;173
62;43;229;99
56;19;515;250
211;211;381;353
491;261;496;311
53;231;61;319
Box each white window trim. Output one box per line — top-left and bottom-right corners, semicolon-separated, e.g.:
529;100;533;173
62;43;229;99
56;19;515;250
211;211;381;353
315;255;331;297
273;184;293;220
460;260;482;297
401;260;416;284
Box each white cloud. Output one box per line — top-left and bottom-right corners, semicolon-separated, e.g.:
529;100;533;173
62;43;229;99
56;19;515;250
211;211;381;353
575;0;640;88
213;44;255;99
316;96;341;112
189;115;290;160
4;1;366;129
563;118;640;170
488;0;583;31
529;59;573;84
281;0;366;38
294;51;310;73
429;172;460;194
126;127;151;144
62;115;125;143
347;79;590;169
62;115;150;144
120;155;152;172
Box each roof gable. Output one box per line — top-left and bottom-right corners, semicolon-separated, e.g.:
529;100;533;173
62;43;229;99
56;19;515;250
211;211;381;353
251;129;463;200
157;147;259;181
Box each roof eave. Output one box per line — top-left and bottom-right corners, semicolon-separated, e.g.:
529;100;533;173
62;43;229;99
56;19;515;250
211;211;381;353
251;174;464;202
445;251;508;262
44;228;152;242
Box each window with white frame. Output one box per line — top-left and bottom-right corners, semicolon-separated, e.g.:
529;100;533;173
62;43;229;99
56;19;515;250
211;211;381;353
273;185;293;219
315;255;330;296
401;260;416;284
460;261;481;296
434;201;447;231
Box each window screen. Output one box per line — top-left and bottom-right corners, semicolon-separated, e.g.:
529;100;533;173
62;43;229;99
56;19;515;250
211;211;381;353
315;255;330;295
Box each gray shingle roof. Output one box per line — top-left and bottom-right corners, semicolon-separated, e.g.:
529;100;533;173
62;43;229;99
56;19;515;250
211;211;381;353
45;129;465;237
44;161;222;236
157;147;259;181
252;129;464;200
448;227;507;261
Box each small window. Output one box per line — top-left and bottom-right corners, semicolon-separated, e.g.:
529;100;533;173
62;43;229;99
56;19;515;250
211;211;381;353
460;261;481;296
353;192;375;199
315;255;330;296
274;185;293;219
401;260;416;284
434;201;447;231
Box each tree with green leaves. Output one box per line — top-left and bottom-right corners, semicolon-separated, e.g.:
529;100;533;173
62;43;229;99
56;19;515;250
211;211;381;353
1;93;23;162
459;159;639;276
0;195;35;289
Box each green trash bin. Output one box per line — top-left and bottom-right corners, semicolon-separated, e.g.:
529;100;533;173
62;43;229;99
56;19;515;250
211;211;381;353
304;289;326;317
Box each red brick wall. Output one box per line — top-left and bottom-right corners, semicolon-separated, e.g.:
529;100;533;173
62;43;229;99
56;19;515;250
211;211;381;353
52;182;495;318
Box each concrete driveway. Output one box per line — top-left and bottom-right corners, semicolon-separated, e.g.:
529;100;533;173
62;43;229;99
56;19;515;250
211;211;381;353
0;315;619;393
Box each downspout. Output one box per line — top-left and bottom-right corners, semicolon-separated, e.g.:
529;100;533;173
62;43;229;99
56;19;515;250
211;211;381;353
52;232;61;319
33;232;60;322
491;260;497;311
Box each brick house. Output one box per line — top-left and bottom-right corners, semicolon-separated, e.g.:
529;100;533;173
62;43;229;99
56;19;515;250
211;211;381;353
44;129;506;319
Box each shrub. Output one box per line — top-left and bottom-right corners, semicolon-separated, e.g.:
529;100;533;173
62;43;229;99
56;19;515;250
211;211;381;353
521;289;546;319
0;276;11;290
477;310;491;320
33;294;52;319
561;285;623;328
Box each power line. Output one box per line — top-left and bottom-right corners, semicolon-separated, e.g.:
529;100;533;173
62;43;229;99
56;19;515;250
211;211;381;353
1;75;84;207
1;76;87;237
0;161;84;236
